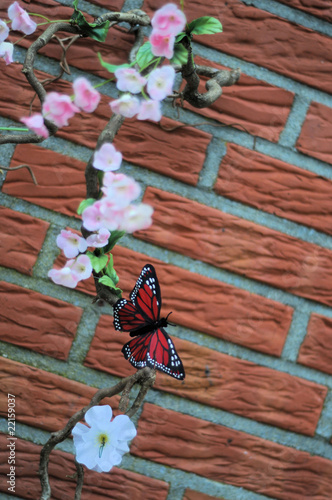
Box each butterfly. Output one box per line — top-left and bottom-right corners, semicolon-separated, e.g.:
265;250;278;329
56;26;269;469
113;264;185;380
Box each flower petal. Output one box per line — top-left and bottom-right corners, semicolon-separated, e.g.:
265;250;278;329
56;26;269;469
85;405;112;427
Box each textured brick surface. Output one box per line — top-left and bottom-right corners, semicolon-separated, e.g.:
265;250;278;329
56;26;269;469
214;143;332;235
0;64;211;186
183;490;224;500
298;314;332;375
143;0;332;94
63;245;292;355
139;187;332;307
0;358;119;432
132;403;332;500
180;56;294;142
277;0;332;22
0;434;169;500
0;282;82;360
85;315;326;435
0;206;49;275
86;0;124;12
296;102;332;166
4;144;86;218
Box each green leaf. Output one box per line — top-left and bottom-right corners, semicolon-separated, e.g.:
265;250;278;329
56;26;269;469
87;253;108;273
77;198;95;215
136;41;155;69
98;276;122;295
103;230;125;253
97;53;131;74
187;16;223;35
170;43;188;65
175;32;187;43
71;4;110;42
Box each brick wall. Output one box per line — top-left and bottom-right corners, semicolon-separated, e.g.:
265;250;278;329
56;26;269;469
1;0;332;499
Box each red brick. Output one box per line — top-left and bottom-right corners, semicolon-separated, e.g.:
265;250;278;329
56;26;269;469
215;143;332;235
183;490;224;500
143;0;332;94
298;314;332;375
0;434;169;500
4;144;86;218
0;206;49;275
138;187;332;307
85;315;326;435
83;0;124;12
180;55;294;143
0;357;119;432
132;403;332;500
0;64;211;185
277;0;332;23
0;282;82;360
56;244;292;355
296;102;332;166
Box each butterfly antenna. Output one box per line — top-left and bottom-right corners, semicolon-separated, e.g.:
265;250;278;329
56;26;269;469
166;311;176;327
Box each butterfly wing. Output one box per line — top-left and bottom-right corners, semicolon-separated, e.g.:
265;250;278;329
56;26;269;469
130;264;161;322
122;327;185;380
113;298;148;333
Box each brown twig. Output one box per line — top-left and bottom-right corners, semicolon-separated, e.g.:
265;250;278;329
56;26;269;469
0;163;38;184
74;460;84;500
175;37;241;108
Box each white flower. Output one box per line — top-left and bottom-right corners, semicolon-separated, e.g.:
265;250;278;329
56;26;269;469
72;405;137;473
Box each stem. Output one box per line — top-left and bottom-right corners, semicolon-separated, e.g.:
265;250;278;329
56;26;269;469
29;13;51;22
0;127;28;131
93;77;114;89
37;20;72;26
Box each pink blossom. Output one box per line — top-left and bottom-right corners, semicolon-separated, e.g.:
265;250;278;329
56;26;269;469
86;228;110;248
0;20;9;42
150;30;175;59
0;42;13;65
42;92;79;128
48;266;80;289
102;173;141;209
115;68;147;94
119;203;153;233
93;143;122;172
8;1;37;35
73;77;100;113
147;66;175;101
151;3;186;35
68;255;92;281
110;94;140;118
56;229;87;258
82;202;105;232
82;200;121;232
137;99;162;122
20;113;49;138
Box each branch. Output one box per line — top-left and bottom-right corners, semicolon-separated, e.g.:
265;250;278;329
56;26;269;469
0;163;38;184
177;38;241;108
94;9;150;28
22;22;80;104
39;367;156;500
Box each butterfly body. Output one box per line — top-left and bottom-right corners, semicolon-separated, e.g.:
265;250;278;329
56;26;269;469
113;264;185;380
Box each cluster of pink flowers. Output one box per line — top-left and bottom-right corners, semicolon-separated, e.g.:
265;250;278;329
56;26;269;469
20;77;101;138
82;144;153;233
48;230;93;289
150;3;186;59
111;65;176;122
0;2;37;65
49;143;153;288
